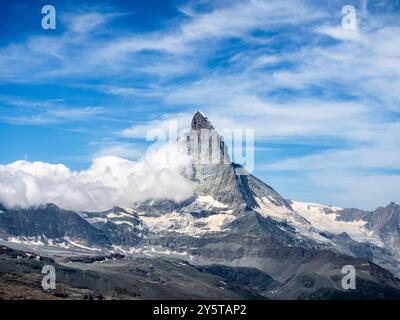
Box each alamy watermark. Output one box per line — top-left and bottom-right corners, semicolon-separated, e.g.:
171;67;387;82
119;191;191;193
145;120;255;175
41;265;56;290
41;5;56;30
341;5;357;30
341;265;356;290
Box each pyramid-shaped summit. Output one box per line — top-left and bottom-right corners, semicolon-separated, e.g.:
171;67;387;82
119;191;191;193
182;110;290;212
191;111;214;130
186;110;229;165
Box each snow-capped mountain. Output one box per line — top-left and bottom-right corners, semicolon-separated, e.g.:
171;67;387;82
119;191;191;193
1;111;400;299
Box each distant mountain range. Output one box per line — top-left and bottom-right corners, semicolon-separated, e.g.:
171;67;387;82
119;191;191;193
1;111;400;299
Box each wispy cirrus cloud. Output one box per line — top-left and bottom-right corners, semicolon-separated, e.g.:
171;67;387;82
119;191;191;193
0;0;399;209
118;113;192;139
0;96;106;125
0;0;325;81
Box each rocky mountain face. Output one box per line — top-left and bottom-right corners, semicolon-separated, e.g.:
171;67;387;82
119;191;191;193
336;202;400;238
1;112;400;299
0;203;109;246
184;111;290;211
367;203;400;254
82;207;143;246
335;202;400;273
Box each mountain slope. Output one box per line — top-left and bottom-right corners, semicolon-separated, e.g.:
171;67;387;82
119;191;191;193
0;203;109;246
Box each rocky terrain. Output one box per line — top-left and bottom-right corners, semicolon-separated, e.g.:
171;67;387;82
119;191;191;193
1;111;400;300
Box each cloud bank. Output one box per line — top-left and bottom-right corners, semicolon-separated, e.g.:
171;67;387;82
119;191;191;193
0;143;194;211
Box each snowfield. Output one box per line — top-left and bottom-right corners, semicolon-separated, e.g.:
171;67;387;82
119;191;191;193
291;200;384;246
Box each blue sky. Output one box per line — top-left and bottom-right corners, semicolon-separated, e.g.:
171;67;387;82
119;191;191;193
0;0;399;209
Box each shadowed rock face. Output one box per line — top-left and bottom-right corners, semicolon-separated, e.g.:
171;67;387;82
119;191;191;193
184;111;289;211
191;111;214;130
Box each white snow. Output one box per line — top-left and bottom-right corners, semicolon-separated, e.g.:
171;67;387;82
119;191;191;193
198;212;235;232
111;245;142;255
107;212;133;219
8;237;25;244
62;237;101;251
123;207;135;214
86;217;108;224
140;210;235;235
8;236;45;246
291;201;342;213
291;200;383;245
196;195;228;208
112;220;135;227
255;197;384;247
255;197;348;245
255;197;311;229
141;246;190;257
5;235;103;252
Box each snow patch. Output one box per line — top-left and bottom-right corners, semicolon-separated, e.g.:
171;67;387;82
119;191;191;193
255;197;311;228
112;220;135;227
197;195;228;208
62;237;101;251
86;217;108;224
291;200;383;245
140;211;235;235
107;212;133;219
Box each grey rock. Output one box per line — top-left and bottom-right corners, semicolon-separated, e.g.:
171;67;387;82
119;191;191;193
0;204;109;246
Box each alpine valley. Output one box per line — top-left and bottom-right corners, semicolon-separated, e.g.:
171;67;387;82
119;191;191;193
1;112;400;300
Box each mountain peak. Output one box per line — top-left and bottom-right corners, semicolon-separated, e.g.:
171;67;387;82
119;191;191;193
191;110;214;130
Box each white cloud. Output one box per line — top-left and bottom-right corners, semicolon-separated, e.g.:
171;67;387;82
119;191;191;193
270;25;400;111
64;12;111;33
85;84;164;98
0;143;194;211
0;96;106;125
315;25;365;42
308;170;400;210
119;114;192;139
93;142;146;160
0;0;325;82
256;121;400;209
